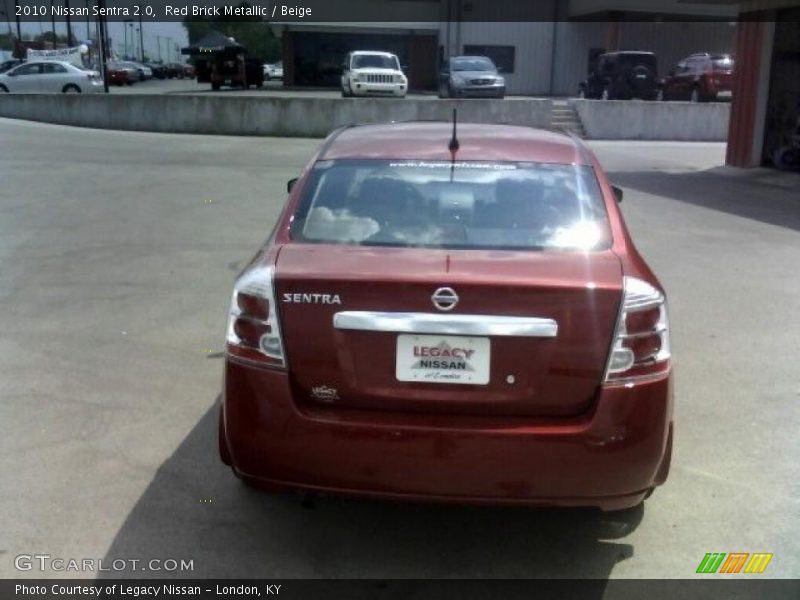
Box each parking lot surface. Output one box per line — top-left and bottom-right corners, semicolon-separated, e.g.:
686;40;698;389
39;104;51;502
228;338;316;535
0;118;797;579
109;78;431;98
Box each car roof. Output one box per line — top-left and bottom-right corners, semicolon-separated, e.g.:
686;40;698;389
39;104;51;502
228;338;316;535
351;51;396;57
24;60;74;67
603;51;655;57
321;122;592;165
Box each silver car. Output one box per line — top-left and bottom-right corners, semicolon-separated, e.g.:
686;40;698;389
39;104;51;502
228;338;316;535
438;55;506;99
0;60;104;94
263;61;283;80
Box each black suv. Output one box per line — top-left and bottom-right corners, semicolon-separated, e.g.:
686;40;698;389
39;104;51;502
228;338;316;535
579;51;659;100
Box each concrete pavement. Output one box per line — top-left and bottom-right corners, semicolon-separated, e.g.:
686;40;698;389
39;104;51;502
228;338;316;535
0;120;797;579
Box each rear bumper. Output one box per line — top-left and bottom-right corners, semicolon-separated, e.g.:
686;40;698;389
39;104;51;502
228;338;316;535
221;359;673;510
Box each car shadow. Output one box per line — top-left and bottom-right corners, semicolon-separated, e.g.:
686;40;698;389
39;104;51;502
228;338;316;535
99;399;642;581
609;167;800;232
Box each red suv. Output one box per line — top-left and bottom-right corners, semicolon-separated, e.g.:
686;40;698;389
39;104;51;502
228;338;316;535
659;53;734;102
219;122;674;511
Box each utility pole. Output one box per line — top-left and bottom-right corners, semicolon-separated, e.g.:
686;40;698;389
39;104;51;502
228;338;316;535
3;1;12;37
156;35;161;61
50;0;56;48
65;0;73;45
138;12;144;62
13;0;21;40
123;22;128;58
96;0;109;93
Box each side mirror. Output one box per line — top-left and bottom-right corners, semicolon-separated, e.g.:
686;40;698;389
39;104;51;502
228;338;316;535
287;177;298;193
611;185;623;203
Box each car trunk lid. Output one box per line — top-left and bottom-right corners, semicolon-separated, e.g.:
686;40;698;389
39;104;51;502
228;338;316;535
275;244;622;418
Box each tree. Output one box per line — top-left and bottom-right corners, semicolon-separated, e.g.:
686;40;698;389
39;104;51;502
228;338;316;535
35;32;70;45
182;2;281;62
0;33;14;52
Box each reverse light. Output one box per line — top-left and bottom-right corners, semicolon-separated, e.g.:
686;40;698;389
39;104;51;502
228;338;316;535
225;265;285;368
604;276;671;382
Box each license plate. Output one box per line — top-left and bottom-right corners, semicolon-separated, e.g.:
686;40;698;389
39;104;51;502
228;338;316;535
395;334;490;385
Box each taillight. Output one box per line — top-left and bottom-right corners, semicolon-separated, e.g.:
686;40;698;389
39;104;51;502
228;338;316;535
225;265;285;368
604;276;671;382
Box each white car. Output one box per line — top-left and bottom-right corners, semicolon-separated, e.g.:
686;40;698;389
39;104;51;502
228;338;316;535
0;60;104;94
263;61;283;80
340;51;407;98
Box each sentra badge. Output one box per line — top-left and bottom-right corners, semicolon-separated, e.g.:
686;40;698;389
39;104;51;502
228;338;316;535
283;293;341;305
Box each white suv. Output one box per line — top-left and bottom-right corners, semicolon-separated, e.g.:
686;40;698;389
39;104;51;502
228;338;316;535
340;51;407;98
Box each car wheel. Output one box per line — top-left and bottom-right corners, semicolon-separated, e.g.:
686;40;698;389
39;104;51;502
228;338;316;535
690;87;700;103
578;88;586;99
341;86;351;98
438;82;450;99
62;84;81;94
601;86;611;100
656;88;664;101
0;84;8;93
211;82;221;91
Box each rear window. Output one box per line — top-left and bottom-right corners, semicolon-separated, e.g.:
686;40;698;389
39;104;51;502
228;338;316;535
711;55;734;69
291;160;611;251
618;54;657;71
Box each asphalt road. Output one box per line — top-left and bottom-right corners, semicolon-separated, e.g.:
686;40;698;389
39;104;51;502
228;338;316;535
109;78;424;98
0;119;798;580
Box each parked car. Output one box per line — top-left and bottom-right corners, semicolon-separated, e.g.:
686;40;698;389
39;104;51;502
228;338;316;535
263;61;283;80
163;63;183;79
0;59;24;74
658;53;734;102
146;62;168;79
579;51;659;100
105;63;129;86
209;57;263;90
108;62;139;85
438;55;506;99
119;61;151;81
219;121;673;511
340;51;407;98
0;60;104;94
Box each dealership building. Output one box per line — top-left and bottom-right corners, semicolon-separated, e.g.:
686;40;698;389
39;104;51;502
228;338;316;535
273;1;798;169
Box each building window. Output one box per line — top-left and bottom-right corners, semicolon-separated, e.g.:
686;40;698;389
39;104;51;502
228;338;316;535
463;45;515;73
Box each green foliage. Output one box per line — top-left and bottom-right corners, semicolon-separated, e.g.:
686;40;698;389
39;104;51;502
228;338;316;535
182;2;281;61
35;31;70;44
0;33;14;51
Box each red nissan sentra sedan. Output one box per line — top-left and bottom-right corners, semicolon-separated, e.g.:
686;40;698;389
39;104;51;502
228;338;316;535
220;121;673;511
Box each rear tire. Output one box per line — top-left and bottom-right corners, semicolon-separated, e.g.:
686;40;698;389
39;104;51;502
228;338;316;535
211;82;221;91
601;85;611;100
62;84;81;94
438;81;450;99
0;84;8;93
690;87;700;103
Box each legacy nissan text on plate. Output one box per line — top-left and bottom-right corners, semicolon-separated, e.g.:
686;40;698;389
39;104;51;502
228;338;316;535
219;121;674;511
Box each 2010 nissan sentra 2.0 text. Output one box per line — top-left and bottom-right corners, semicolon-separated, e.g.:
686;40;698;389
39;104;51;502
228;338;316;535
219;121;673;511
